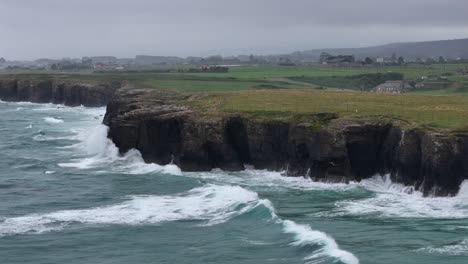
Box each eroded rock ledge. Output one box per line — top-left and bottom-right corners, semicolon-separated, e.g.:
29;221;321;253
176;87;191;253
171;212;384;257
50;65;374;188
0;77;120;107
104;89;468;197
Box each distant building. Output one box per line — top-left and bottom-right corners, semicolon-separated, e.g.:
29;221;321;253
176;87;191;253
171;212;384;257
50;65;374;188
373;81;412;94
376;57;385;64
319;53;355;65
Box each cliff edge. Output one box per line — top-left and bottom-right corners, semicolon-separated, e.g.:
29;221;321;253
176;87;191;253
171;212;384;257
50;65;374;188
0;77;120;107
104;89;468;196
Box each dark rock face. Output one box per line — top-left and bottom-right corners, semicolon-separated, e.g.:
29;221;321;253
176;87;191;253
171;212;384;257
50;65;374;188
104;90;468;197
0;78;120;107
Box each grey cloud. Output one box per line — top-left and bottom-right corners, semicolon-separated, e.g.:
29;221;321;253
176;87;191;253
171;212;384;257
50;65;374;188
0;0;467;60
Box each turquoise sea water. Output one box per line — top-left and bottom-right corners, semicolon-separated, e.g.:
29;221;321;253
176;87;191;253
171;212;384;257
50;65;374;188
1;100;468;264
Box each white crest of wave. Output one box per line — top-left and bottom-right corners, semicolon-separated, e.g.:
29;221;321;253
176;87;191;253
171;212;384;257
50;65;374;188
187;169;355;191
418;239;468;256
0;184;258;236
254;199;358;263
282;220;359;264
0;183;358;263
58;124;181;175
43;117;64;124
329;175;468;219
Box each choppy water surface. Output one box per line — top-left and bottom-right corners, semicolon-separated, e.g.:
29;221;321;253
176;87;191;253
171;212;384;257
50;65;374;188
1;101;468;264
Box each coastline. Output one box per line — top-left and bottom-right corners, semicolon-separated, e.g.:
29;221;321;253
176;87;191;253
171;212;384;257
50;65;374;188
2;77;467;197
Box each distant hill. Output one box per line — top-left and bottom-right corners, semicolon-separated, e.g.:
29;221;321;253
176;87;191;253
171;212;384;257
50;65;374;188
293;38;468;60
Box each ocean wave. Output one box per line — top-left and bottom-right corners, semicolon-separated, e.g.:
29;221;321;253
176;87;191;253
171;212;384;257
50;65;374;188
417;239;468;256
57;124;181;175
0;184;258;236
282;220;359;264
43;117;64;124
187;169;356;192
253;200;359;264
0;183;358;263
321;175;468;219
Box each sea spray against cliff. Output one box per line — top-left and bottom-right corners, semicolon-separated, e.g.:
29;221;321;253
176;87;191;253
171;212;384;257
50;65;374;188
325;175;468;219
58;124;181;175
187;169;356;191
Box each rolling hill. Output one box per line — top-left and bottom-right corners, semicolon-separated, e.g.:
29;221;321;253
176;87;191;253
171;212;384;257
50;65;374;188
293;38;468;60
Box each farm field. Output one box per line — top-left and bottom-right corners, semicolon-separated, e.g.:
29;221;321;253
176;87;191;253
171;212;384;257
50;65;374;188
185;89;468;130
2;64;467;92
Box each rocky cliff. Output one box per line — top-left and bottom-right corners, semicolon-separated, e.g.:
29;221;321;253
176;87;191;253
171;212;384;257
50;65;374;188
104;89;468;197
0;77;120;107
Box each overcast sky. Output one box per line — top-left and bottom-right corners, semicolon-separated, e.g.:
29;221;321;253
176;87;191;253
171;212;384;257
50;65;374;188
1;0;467;60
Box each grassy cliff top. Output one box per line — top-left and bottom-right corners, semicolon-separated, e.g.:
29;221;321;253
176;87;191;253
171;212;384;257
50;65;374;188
183;89;468;130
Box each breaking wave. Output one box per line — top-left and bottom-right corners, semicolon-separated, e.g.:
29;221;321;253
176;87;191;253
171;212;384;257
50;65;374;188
0;184;258;236
186;169;356;192
322;175;468;219
0;183;358;264
282;220;359;264
58;124;181;175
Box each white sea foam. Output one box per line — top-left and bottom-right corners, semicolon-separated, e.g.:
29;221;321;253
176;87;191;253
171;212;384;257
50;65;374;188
256;199;359;263
0;184;258;236
0;184;358;263
58;124;181;175
418;239;468;256
186;169;355;192
324;175;468;219
282;220;359;264
43;117;64;124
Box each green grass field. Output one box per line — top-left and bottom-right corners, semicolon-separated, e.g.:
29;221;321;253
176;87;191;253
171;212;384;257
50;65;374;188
126;64;468;92
2;64;467;92
2;64;468;130
186;89;468;130
183;64;466;79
